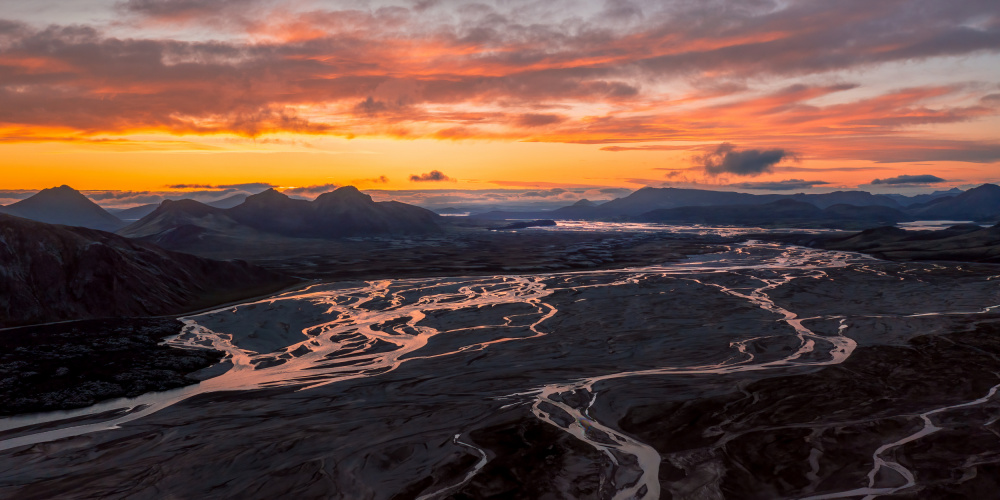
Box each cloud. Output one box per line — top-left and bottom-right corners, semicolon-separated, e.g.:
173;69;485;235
730;179;832;191
871;174;947;185
515;113;565;127
281;184;339;197
601;145;704;152
521;188;567;197
409;170;452;182
352;175;390;184
167;182;276;191
697;143;791;176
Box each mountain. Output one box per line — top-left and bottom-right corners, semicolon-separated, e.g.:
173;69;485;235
473;187;902;220
118;199;259;248
791;191;902;209
822;204;910;222
885;188;965;206
908;184;1000;221
207;193;249;209
635;199;910;227
226;188;315;235
111;203;159;221
121;186;442;249
0;185;123;231
0;213;297;327
637;199;823;225
308;187;441;238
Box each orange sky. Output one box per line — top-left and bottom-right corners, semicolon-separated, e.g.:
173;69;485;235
1;0;999;194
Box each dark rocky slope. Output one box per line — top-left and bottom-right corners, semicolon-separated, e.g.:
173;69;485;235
787;223;1000;262
0;318;222;415
0;214;298;327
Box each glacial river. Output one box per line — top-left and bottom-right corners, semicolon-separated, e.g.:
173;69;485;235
3;240;1000;499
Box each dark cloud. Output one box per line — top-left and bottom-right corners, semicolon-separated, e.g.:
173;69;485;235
697;143;791;176
730;179;832;191
515;113;565;127
117;0;263;21
410;170;452;182
871;174;947;185
353;176;390;184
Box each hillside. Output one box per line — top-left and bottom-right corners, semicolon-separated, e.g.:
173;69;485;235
0;214;298;327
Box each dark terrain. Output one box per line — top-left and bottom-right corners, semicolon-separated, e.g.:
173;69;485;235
0;318;221;416
779;223;1000;263
120;186;442;248
0;213;298;327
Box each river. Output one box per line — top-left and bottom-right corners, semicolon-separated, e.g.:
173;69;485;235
3;240;1000;499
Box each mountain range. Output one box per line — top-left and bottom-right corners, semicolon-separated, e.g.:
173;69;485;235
474;184;1000;224
110;194;250;221
0;213;297;327
120;186;442;250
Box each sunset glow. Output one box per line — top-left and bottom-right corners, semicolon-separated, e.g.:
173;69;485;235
1;0;999;197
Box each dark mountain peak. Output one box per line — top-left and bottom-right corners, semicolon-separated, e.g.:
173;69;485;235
961;183;1000;197
0;184;123;231
31;184;87;200
314;185;373;205
243;188;292;205
572;199;596;207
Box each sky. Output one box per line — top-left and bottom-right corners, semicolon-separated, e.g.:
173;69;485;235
1;0;999;206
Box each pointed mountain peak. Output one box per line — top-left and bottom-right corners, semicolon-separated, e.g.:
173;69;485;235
572;199;596;207
33;185;87;199
0;184;122;230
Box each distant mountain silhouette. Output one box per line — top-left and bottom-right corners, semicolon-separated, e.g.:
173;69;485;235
122;186;441;248
908;184;1000;221
474;187;902;221
635;199;909;226
0;213;296;327
119;199;258;248
885;188;964;206
0;185;123;231
111;203;159;221
207;193;249;209
226;188;314;235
